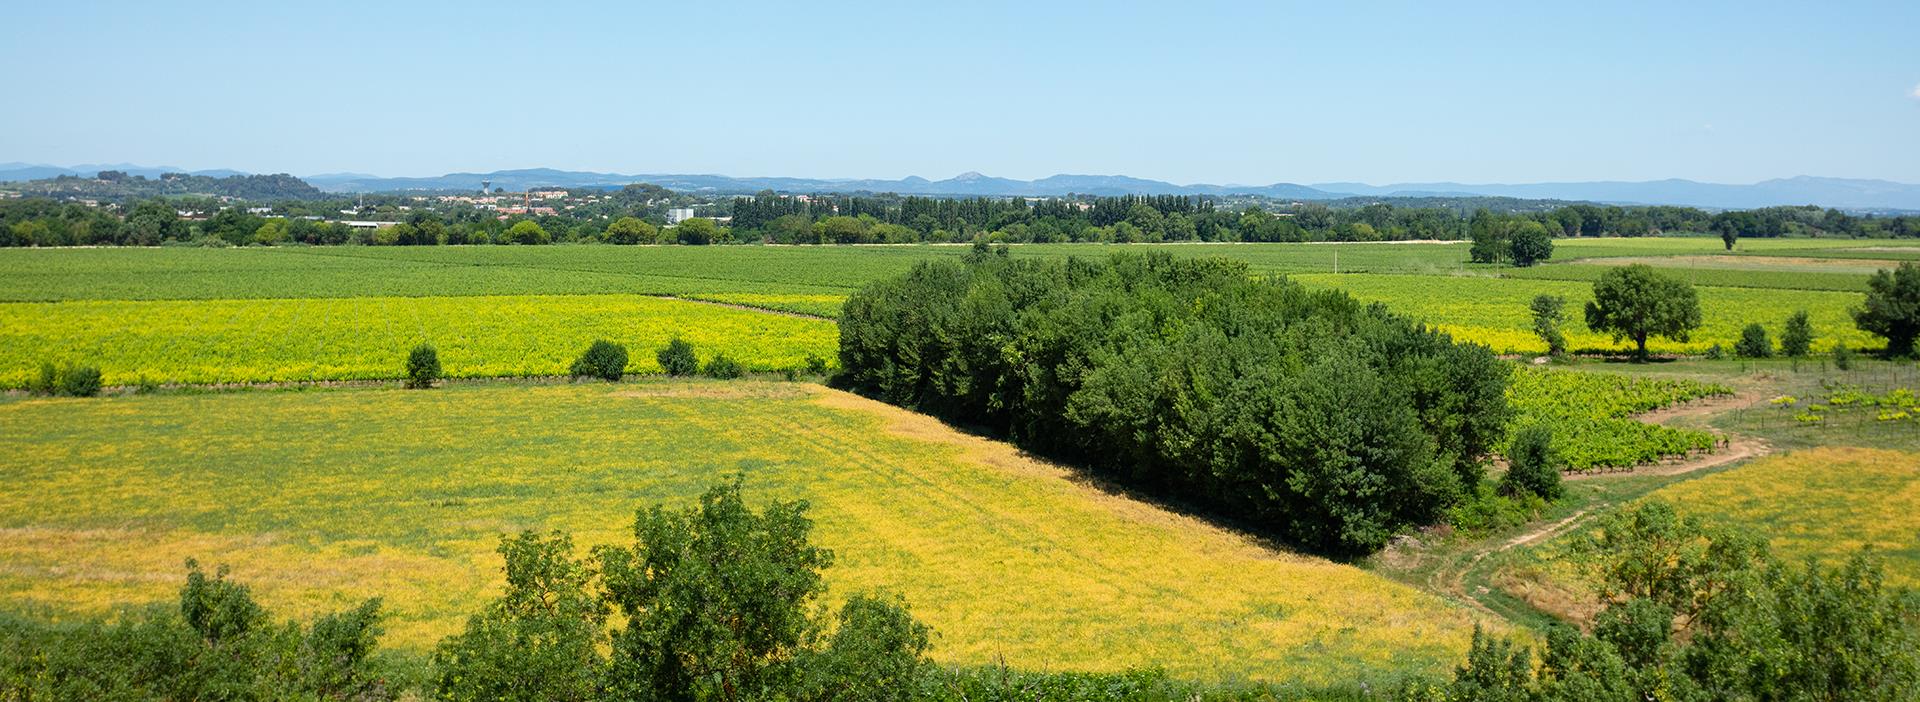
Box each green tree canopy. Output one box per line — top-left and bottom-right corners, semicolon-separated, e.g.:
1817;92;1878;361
1583;264;1702;359
1853;261;1920;357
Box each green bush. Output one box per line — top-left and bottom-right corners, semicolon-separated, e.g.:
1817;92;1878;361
656;338;699;376
57;365;102;397
405;343;441;389
28;362;57;395
1500;423;1563;500
569;340;628;382
703;353;744;379
805;354;830;376
1780;310;1814;357
1704;343;1725;360
1734;323;1773;358
28;362;102;397
1834;343;1856;370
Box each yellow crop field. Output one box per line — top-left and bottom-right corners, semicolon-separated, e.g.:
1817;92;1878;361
0;294;839;387
1646;447;1920;586
0;380;1485;684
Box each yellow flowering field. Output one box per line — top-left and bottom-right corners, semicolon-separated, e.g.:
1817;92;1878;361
0;294;839;387
0;380;1486;684
1645;447;1920;586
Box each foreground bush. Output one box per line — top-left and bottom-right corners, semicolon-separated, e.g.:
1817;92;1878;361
656;338;699;376
0;562;388;700
570;340;628;381
406;343;441;389
838;250;1510;556
438;478;931;702
1406;501;1920;701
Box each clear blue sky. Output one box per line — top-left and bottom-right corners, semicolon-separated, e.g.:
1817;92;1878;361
3;1;1916;184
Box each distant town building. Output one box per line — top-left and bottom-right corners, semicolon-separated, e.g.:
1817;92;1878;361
666;207;696;224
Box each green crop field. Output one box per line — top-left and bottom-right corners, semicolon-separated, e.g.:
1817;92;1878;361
0;380;1486;684
1508;367;1729;470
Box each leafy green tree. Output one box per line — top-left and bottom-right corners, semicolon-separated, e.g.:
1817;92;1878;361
602;216;657;245
1734;323;1773;358
596;478;930;701
126;200;184;244
1780;310;1814;357
434;532;608;702
1529;294;1568;356
1467;210;1507;264
1506;221;1553;267
1584;264;1702;360
675;217;720;245
1853;261;1920;357
252;219;289;245
405;343;441;389
570;340;628;381
656;338;699;376
1501;423;1562;500
505;220;550;245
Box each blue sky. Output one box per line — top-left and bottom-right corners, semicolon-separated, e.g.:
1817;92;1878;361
3;1;1916;184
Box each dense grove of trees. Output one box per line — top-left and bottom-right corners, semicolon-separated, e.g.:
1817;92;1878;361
837;248;1510;555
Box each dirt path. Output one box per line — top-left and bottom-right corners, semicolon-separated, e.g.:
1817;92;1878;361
1414;388;1773;619
653;295;832;320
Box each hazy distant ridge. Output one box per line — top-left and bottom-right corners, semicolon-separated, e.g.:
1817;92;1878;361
6;163;1919;210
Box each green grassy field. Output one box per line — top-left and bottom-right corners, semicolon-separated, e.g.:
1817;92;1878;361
0;379;1485;684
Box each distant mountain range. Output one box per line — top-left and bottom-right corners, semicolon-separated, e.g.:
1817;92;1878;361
7;162;1920;211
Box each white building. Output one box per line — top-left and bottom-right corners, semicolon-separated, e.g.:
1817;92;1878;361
666;207;696;224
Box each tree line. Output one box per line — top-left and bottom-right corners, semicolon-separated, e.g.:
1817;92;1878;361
7;187;1920;248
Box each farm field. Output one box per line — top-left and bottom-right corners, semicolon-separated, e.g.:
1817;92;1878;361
1645;447;1920;586
0;294;838;387
1291;273;1878;354
0;379;1484;684
1507;367;1730;470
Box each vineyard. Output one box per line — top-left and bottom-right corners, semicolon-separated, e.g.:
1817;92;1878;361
1506;367;1732;471
0;294;839;387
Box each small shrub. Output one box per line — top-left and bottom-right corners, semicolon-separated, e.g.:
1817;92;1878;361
656;338;699;377
134;375;161;394
570;340;628;382
703;354;744;380
57;365;103;397
1780;310;1814;357
1833;344;1855;370
1704;343;1725;360
1734;323;1773;358
1501;423;1563;501
29;361;57;395
28;362;102;397
405;343;442;389
805;354;830;376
